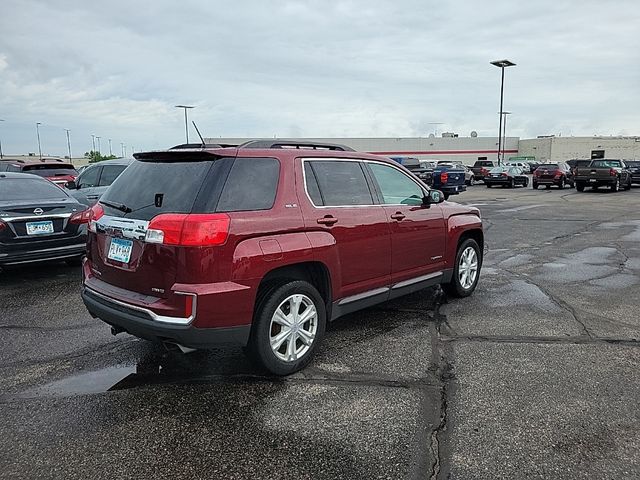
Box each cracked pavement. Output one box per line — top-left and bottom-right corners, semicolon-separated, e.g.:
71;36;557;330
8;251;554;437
1;184;639;479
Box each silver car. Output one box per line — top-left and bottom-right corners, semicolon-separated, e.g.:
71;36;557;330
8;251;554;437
65;158;132;205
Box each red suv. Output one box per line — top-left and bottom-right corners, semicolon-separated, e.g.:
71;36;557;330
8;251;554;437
81;141;483;375
0;158;78;186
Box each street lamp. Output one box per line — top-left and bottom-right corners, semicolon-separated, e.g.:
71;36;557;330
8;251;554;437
96;136;101;154
64;129;72;161
502;112;511;161
36;122;43;159
175;105;195;143
121;142;125;158
0;119;4;159
91;134;96;152
108;138;112;156
490;59;516;165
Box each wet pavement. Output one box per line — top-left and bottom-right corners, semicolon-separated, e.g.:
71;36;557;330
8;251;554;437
1;184;639;479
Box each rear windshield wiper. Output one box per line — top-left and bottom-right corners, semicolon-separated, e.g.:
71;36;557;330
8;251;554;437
100;200;132;214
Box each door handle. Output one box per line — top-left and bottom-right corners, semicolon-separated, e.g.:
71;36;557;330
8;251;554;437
390;212;406;221
317;215;338;226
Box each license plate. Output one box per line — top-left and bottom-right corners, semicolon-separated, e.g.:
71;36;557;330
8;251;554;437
26;220;54;235
590;179;597;182
107;237;133;263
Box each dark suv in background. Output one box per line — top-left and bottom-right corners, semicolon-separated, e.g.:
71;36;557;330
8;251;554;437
533;162;574;189
81;141;483;375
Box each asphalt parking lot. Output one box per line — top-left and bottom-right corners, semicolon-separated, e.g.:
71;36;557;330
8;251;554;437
1;182;639;479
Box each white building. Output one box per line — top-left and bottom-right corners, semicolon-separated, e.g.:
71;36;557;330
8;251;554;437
518;136;640;163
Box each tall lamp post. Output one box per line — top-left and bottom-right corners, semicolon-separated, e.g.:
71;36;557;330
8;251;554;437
91;134;96;152
36;122;43;159
96;136;101;154
490;59;516;165
64;129;72;161
502;111;511;161
0;119;4;159
121;142;125;158
175;105;195;143
108;138;112;156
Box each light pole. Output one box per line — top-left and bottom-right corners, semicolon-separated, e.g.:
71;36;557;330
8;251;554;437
108;138;112;156
502;112;511;161
0;119;4;159
91;134;96;152
96;136;101;154
64;129;72;161
175;105;195;143
121;142;125;157
36;122;43;159
490;59;516;165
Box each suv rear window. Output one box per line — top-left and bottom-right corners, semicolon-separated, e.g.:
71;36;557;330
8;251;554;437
100;160;214;220
591;160;622;168
23;165;78;177
217;158;279;212
474;161;493;167
0;177;69;201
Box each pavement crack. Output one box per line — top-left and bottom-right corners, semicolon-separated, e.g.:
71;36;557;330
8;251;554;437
441;334;640;346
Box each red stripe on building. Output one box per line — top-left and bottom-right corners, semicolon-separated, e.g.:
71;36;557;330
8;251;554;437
367;149;518;155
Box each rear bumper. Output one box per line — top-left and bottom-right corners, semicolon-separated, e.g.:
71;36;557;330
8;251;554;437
82;287;251;347
533;177;563;185
630;174;640;184
439;184;466;195
575;177;616;186
0;240;86;265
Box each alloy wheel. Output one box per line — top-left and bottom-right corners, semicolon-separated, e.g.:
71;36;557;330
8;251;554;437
458;246;479;289
269;294;318;362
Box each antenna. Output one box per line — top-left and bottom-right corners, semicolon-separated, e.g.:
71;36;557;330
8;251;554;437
192;121;205;146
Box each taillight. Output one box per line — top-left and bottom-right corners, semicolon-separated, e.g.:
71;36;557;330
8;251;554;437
502;172;508;177
440;171;449;183
88;203;104;233
69;208;92;224
0;220;6;232
554;170;562;177
145;213;230;246
610;168;617;176
481;168;488;175
534;170;540;176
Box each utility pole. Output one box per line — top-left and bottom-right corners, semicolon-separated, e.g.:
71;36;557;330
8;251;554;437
490;59;516;165
108;138;112;156
96;136;101;154
0;119;4;159
65;129;72;161
91;134;96;152
121;142;125;157
175;105;195;143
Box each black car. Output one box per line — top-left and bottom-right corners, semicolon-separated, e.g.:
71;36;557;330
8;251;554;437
626;160;640;185
526;161;540;173
0;173;88;267
484;166;529;188
532;162;575;189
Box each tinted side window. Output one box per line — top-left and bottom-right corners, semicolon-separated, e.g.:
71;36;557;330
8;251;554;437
217;157;279;212
304;162;323;206
78;166;100;188
7;164;21;172
308;161;373;206
369;163;423;206
99;165;127;186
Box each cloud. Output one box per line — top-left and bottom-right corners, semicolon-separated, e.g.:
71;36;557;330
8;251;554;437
0;0;639;155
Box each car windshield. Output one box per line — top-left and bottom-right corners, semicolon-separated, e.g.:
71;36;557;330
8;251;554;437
590;160;622;168
0;177;70;201
23;165;78;177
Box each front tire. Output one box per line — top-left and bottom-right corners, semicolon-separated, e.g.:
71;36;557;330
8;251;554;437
248;281;326;376
558;177;565;189
442;238;481;298
533;182;539;190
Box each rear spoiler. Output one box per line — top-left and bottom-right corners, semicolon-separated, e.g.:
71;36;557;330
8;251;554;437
133;150;231;162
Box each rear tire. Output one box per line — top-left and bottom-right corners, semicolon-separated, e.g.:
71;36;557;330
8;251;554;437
625;179;632;190
545;184;551;189
576;183;585;192
65;257;83;267
533;182;539;190
248;280;326;376
611;177;619;192
486;184;492;188
558;178;565;189
442;238;481;298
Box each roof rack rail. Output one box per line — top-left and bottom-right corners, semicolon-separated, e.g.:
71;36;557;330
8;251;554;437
169;143;237;150
238;140;355;152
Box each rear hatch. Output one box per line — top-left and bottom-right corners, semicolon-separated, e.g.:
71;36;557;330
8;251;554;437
537;165;559;179
0;177;84;250
87;152;234;301
22;164;78;186
438;166;465;185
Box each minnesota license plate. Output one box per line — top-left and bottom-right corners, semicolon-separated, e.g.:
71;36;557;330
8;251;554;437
26;221;54;235
107;237;133;263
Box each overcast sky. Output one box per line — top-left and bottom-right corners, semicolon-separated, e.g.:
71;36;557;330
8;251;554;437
1;0;639;156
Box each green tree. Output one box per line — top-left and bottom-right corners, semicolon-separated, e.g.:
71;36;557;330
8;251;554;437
83;151;119;163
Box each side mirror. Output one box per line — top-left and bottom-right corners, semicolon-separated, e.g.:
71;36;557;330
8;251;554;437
423;190;445;206
65;180;77;189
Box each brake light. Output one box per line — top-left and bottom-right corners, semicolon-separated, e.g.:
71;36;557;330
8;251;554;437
481;168;488;175
534;169;540;176
0;220;6;232
610;168;617;176
145;213;230;246
502;172;508;177
69;208;92;224
440;171;449;183
88;203;104;233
